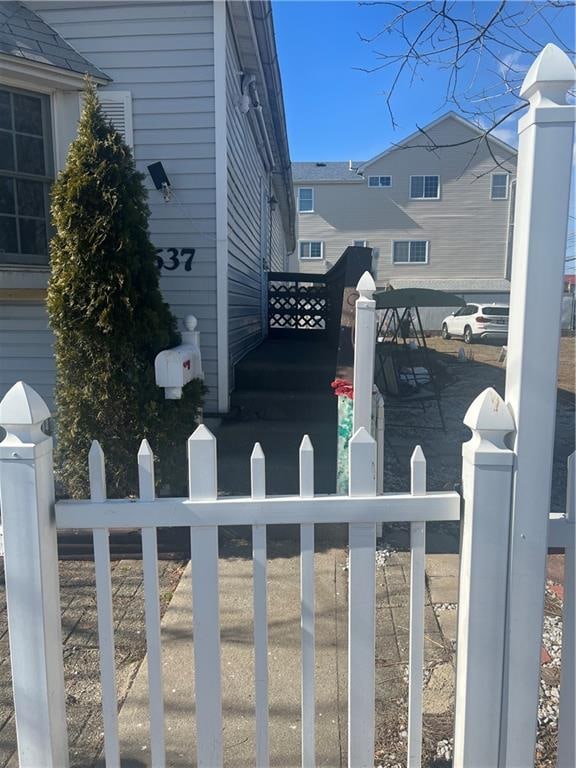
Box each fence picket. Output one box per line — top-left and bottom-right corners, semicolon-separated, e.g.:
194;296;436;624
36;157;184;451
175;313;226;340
89;441;120;768
251;443;269;768
408;446;426;768
557;451;575;768
138;440;165;767
188;425;222;767
299;435;315;767
348;428;377;768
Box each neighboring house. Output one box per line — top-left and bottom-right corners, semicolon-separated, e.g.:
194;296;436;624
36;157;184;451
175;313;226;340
292;113;517;325
0;0;294;413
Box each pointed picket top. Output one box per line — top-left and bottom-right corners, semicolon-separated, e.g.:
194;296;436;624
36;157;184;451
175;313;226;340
410;445;427;496
251;442;266;500
188;423;216;443
137;439;155;502
356;271;376;299
520;43;576;105
350;426;376;445
88;440;106;502
299;434;314;498
187;423;217;500
251;442;265;460
0;381;51;444
464;387;515;449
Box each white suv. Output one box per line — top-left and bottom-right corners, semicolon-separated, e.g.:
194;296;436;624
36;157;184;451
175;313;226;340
441;303;509;344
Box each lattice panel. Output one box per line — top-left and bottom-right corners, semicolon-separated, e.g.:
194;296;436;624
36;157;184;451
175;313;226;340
269;284;328;330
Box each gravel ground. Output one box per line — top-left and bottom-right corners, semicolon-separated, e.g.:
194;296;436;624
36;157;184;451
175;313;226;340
0;557;186;768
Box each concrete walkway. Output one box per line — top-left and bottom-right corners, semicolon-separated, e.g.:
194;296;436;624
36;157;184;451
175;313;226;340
115;546;348;767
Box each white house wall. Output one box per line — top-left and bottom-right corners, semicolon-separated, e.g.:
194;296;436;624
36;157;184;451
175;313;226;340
225;18;268;367
295;116;516;287
35;1;219;411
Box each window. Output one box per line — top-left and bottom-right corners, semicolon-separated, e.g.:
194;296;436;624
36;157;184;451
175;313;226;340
299;241;323;259
491;173;509;200
353;240;367;247
410;175;439;199
482;306;509;316
0;87;53;265
368;176;392;188
393;240;428;264
298;187;314;213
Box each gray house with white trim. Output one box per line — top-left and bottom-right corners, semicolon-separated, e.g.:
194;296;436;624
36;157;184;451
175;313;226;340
292;113;517;318
0;0;294;413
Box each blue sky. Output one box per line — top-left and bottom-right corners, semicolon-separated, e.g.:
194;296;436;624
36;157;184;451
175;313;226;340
273;0;575;268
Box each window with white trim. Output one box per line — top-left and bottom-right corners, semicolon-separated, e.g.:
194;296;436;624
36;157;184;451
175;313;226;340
393;240;428;264
298;187;314;213
491;173;509;200
0;86;53;265
353;240;367;247
368;175;391;188
410;175;439;199
299;240;323;259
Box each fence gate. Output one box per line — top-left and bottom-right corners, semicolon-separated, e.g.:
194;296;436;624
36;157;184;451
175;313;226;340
0;43;574;768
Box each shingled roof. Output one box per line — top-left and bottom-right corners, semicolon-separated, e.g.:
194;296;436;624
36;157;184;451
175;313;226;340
0;1;109;80
292;161;365;183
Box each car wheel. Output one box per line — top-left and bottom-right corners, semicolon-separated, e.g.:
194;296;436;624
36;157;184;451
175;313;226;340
441;323;450;340
464;326;473;344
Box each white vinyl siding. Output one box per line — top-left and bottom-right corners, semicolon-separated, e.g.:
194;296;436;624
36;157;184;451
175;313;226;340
410;175;439;199
35;1;219;411
368;176;391;188
299;241;323;259
0;302;55;409
226;15;268;367
298;187;314;212
393;240;428;264
491;173;509;200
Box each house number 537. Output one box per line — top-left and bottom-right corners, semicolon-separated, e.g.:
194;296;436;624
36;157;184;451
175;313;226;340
156;248;196;272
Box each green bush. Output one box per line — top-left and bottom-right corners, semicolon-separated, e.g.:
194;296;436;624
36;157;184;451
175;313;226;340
47;80;204;498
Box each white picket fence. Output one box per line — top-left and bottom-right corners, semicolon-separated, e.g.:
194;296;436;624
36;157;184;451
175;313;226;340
0;42;575;768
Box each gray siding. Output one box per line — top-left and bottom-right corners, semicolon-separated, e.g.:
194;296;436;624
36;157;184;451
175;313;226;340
269;202;287;272
226;16;267;366
294;116;516;288
35;1;219;411
0;303;55;409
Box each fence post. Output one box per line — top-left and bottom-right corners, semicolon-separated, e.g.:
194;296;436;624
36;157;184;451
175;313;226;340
352;271;376;434
453;387;515;768
0;382;68;767
501;44;576;766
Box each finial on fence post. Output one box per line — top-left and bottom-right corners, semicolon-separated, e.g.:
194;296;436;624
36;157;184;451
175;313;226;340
353;273;377;434
356;271;376;299
463;387;515;450
0;381;51;445
520;43;576;106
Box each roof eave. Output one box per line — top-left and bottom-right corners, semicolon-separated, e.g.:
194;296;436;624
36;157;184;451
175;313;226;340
0;52;110;90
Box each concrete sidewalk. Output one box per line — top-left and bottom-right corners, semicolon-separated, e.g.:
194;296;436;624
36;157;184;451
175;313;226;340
115;545;349;767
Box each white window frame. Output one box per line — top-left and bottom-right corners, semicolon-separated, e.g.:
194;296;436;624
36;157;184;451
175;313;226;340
298;187;314;213
299;240;324;260
392;240;429;265
491;173;509;200
409;175;440;200
353;240;367;247
367;175;392;188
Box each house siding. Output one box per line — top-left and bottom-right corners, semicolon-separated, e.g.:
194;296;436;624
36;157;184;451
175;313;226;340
294;116;516;287
23;1;220;411
225;15;268;367
0;302;55;410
